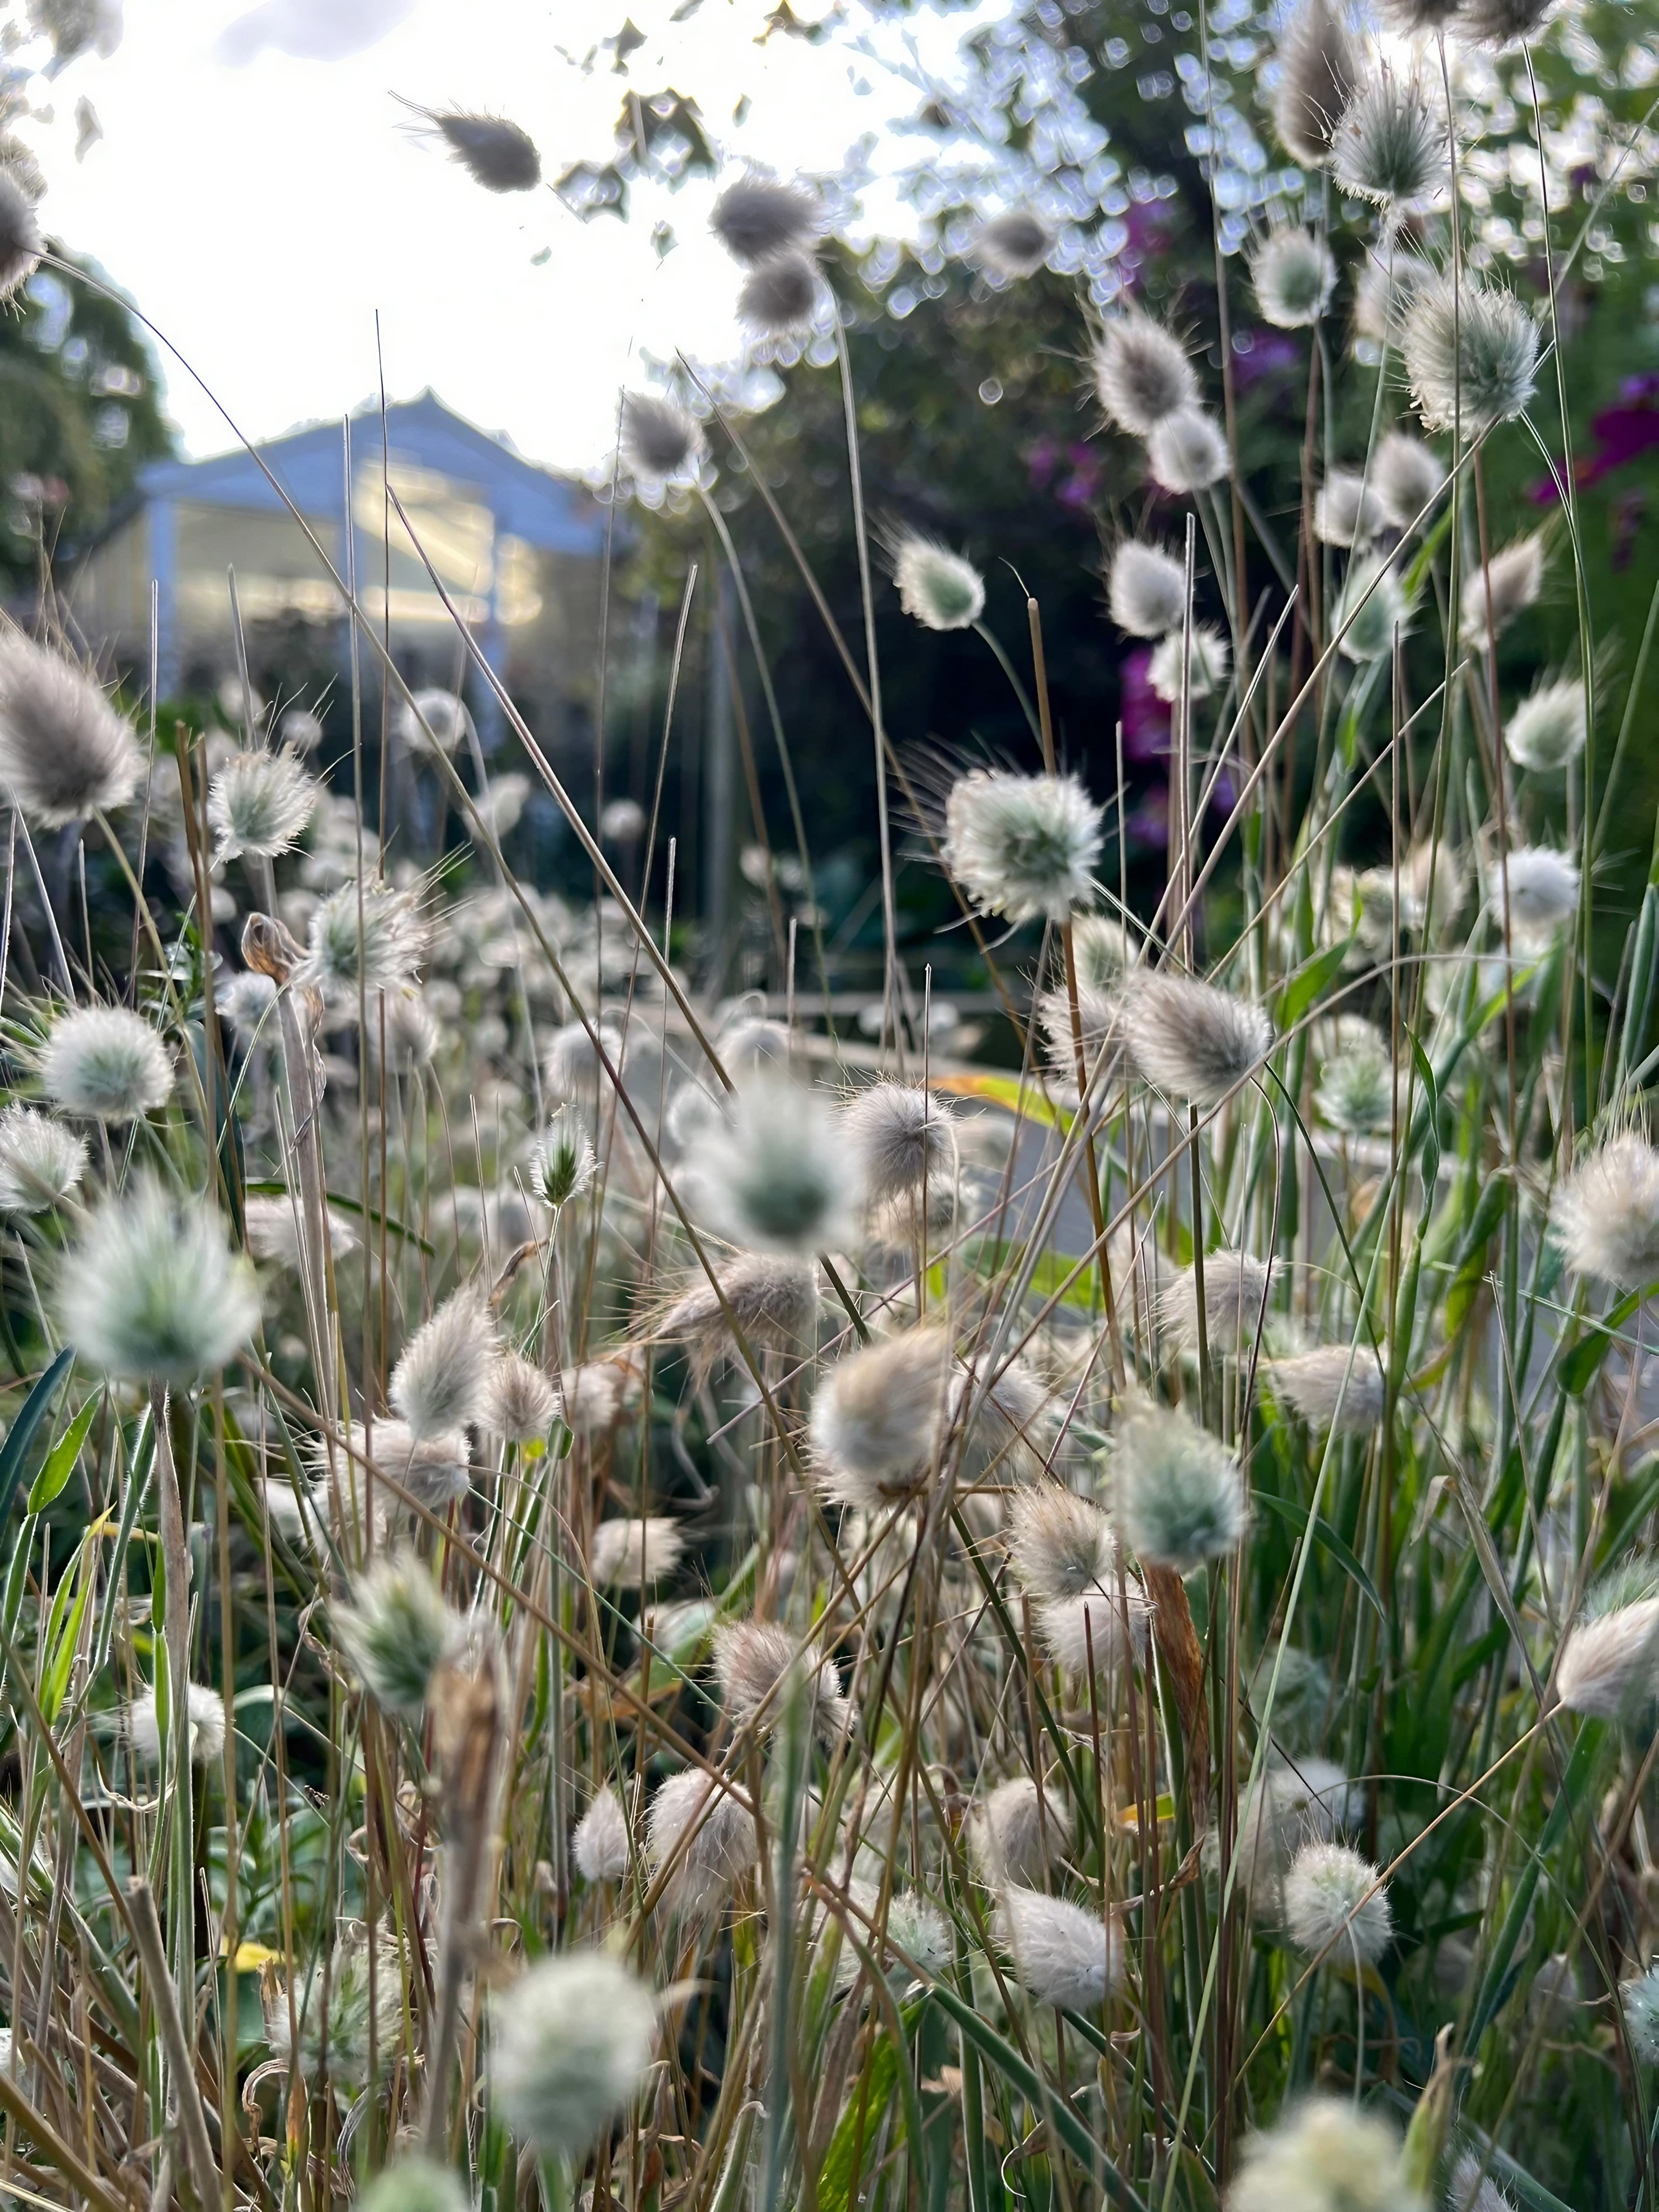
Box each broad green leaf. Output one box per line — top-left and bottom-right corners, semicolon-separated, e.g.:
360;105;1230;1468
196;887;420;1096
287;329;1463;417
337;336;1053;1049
28;1393;99;1516
1276;936;1353;1028
0;1348;74;1529
933;1071;1071;1132
1253;1489;1383;1616
1558;1287;1643;1395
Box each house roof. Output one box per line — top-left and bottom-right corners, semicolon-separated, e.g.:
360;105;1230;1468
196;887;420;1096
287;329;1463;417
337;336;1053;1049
136;389;606;558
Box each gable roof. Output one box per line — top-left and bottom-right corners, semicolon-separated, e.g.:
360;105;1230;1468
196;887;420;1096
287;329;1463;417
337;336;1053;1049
136;389;605;558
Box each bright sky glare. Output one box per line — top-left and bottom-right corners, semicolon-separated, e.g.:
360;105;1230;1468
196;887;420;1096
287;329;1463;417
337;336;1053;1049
19;0;972;474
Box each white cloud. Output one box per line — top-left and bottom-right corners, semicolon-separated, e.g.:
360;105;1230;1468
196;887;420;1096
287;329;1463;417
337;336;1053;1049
214;0;415;67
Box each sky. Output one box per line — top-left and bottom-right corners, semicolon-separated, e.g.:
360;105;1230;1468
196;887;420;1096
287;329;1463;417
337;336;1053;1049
17;0;966;475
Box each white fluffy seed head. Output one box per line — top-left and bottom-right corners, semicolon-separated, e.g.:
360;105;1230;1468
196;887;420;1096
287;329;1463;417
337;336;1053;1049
208;748;318;861
1148;624;1230;704
1555;1133;1659;1288
1331;68;1445;208
338;1556;458;1717
844;1082;955;1207
1315;469;1387;549
217;967;278;1038
1555;1597;1659;1717
1146;407;1231;494
738;250;819;336
1033;1585;1152;1675
482;1353;559;1442
1404;272;1540;436
243;1195;357;1270
810;1330;951;1509
59;1178;258;1385
560;1353;644;1437
1158;1250;1274;1361
1495;846;1579;936
969;1777;1071;1886
892;536;986;631
1460;535;1546;646
1230;2099;1417;2212
1284;1840;1392;1964
41;1004;172;1121
1092;312;1199;435
129;1682;226;1767
1112;1400;1245;1570
942;769;1103;925
1271;1344;1388;1434
1372;430;1446;532
301;880;426;999
995;1890;1122;2011
427;108;540;191
1334;555;1412;663
1456;0;1555;43
1108;539;1189;638
491;1952;656;2158
976;208;1051;278
687;1073;861;1256
320;1419;472;1517
1006;1485;1116;1602
389;1289;497;1438
1505;676;1585;775
0;1104;85;1213
0;632;140;827
1251;227;1336;328
1118;970;1272;1108
710;171;820;265
0;167;43;300
1448;2149;1517;2212
266;1924;400;2088
1270;0;1359;167
394;688;474;756
574;1788;631;1883
588;1516;685;1590
1624;1965;1659;2063
714;1618;848;1740
656;1252;820;1375
533;1103;597;1206
1314;1037;1393;1135
647;1769;759;1920
545;1021;623;1103
620;392;705;481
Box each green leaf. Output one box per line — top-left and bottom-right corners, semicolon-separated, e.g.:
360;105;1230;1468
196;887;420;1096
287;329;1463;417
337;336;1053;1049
1277;937;1353;1028
1405;1026;1440;1195
27;1393;99;1516
1557;1286;1644;1395
0;1348;74;1530
1253;1489;1383;1616
240;1179;436;1258
933;1071;1071;1132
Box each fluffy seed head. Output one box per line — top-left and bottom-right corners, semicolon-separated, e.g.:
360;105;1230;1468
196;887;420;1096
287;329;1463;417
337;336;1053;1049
323;1419;472;1515
430;109;540;191
1147;407;1231;494
208;748;318;861
1404;272;1540;436
714;1618;848;1739
338;1556;458;1717
0;167;43;299
243;1196;357;1270
266;1925;400;2088
656;1252;820;1374
1332;69;1445;207
976;208;1050;278
0;1104;85;1213
1118;970;1272;1108
1315;1037;1393;1134
544;1021;623;1103
942;768;1103;925
1623;1965;1659;2063
560;1353;643;1436
620;392;705;481
687;1073;861;1255
1555;1134;1659;1287
40;1004;172;1122
1271;0;1359;166
574;1788;631;1883
395;688;474;756
59;1179;258;1385
1093;312;1199;435
1334;554;1412;663
1272;1344;1388;1433
491;1953;655;2156
1495;846;1579;936
1159;1250;1274;1360
389;1289;497;1438
373;989;439;1073
1555;1597;1659;1717
588;1516;685;1590
844;1083;955;1207
810;1330;951;1509
1034;1584;1152;1675
301;880;426;998
1251;226;1336;327
217;967;278;1037
996;1890;1122;2011
533;1104;597;1206
738;249;818;335
1228;1757;1355;1901
1448;2150;1516;2212
1112;1399;1245;1569
1108;539;1188;638
1372;430;1446;531
1456;0;1555;43
1460;535;1545;646
129;1682;226;1766
356;2160;469;2212
1007;1485;1115;1602
1504;676;1584;774
1378;0;1463;29
1148;624;1230;704
0;632;140;826
1315;469;1386;549
1284;1839;1392;1963
710;171;820;265
1230;2099;1420;2212
969;1777;1071;1885
647;1769;759;1920
893;536;985;631
482;1354;559;1442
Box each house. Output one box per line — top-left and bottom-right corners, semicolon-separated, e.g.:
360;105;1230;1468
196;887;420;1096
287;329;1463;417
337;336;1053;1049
69;390;610;751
